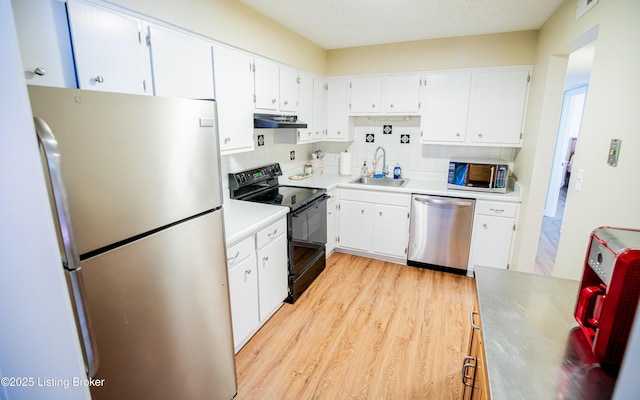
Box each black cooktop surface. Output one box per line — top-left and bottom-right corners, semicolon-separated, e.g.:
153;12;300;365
240;185;325;210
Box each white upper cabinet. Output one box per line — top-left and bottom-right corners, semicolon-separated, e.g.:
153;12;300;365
467;68;531;146
349;76;382;113
348;74;422;115
384;73;422;114
253;57;300;114
296;71;315;143
147;25;214;99
213;44;255;155
420;71;472;143
312;76;328;141
12;0;76;88
326;78;352;141
66;0;151;95
279;66;300;113
253;57;280;111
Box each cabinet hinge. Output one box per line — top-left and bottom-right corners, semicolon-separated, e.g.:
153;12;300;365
337;236;340;243
513;224;516;232
296;76;301;84
405;247;408;255
253;94;256;103
250;63;255;72
519;132;523;140
507;263;511;270
527;74;531;83
407;212;410;219
142;79;147;93
349;82;352;89
418;101;421;109
348;103;351;110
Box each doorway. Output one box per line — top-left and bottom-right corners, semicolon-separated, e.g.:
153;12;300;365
534;41;596;276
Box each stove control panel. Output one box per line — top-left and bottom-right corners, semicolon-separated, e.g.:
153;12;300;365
229;163;282;190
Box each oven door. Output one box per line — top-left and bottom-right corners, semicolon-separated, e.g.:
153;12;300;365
291;195;327;245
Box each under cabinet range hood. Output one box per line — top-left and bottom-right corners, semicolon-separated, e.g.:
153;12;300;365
254;113;307;129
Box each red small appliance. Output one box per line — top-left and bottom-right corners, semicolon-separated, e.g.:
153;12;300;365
574;227;640;372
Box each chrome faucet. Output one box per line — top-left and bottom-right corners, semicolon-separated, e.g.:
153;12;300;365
372;146;388;177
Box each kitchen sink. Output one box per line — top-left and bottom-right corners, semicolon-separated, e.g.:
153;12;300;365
350;176;409;187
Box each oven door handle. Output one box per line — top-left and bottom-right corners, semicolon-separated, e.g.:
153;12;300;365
291;194;327;218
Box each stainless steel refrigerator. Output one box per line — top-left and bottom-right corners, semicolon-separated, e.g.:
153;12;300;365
28;86;237;399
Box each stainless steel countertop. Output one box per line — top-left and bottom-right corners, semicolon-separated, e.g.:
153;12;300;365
474;266;617;399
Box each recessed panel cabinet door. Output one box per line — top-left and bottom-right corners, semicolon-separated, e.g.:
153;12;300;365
148;25;214;99
66;0;150;95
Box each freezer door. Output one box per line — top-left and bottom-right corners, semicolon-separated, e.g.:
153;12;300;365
28;86;222;256
81;210;237;399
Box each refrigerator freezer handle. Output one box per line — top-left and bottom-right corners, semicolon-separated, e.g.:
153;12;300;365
34;117;81;270
35;117;100;378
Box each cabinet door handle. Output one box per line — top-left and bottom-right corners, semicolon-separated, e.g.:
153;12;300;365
227;251;240;263
461;356;476;387
245;269;252;275
224;137;231;144
482;223;488;229
470;311;480;330
379;211;383;217
34;67;47;76
94;75;104;84
262;256;269;265
490;208;504;214
267;228;278;238
272;98;277;104
361;209;365;214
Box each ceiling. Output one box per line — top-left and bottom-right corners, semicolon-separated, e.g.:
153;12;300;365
238;0;565;50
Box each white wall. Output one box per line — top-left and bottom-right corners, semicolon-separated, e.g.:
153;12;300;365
0;2;89;399
513;0;640;278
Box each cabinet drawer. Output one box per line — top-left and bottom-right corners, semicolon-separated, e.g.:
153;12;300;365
256;218;287;250
475;201;518;218
227;235;254;269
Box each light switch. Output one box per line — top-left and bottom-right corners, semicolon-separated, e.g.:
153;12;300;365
575;169;585;192
607;138;621;167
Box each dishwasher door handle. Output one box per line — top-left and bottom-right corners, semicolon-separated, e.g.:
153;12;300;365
414;196;474;207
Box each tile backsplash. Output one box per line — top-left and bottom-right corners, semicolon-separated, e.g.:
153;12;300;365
221;118;516;197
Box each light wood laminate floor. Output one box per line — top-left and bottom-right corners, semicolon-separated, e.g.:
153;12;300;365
235;252;477;399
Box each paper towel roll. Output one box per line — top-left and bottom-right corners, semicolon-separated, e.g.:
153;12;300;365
339;151;352;176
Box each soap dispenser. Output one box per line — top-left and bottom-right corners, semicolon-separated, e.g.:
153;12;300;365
393;162;402;179
361;161;369;176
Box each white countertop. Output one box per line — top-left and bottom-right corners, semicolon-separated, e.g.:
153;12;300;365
224;171;520;245
223;199;289;245
278;171;521;202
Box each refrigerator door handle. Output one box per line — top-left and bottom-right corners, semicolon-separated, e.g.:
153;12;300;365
34;117;100;378
66;268;100;378
414;196;474;207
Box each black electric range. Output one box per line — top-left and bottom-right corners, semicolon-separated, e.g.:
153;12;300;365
229;163;327;303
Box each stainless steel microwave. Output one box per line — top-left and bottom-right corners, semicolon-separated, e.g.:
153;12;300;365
447;160;509;193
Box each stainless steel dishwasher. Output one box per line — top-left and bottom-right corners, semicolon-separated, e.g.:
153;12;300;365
407;194;475;274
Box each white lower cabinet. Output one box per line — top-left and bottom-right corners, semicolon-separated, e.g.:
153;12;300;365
469;200;519;272
228;248;259;352
256;228;288;324
326;191;338;256
227;217;287;352
337;189;410;263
